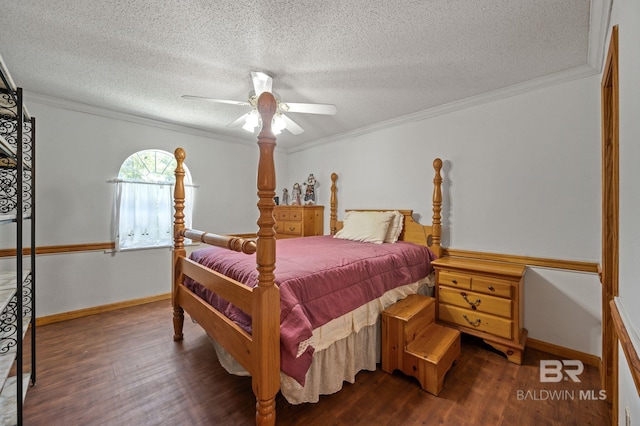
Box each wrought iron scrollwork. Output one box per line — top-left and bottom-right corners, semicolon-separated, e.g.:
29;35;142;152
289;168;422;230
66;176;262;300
0;295;19;354
22;273;33;317
0;91;17;119
0;116;18;144
0;169;18;213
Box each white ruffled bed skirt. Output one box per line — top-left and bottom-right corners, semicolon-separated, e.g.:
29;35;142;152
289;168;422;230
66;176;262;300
208;274;434;404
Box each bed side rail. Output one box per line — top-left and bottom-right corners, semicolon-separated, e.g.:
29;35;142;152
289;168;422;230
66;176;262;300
176;256;253;314
176;285;253;372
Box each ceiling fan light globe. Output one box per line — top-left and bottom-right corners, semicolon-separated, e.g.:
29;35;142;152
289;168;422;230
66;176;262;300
246;111;259;126
242;121;256;133
273;115;286;132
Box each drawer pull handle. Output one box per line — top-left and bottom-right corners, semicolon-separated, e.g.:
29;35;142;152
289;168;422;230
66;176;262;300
451;279;458;284
487;285;495;291
462;314;481;326
460;292;481;309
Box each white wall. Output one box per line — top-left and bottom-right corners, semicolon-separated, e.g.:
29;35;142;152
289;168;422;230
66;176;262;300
1;99;287;316
610;0;640;420
288;75;603;356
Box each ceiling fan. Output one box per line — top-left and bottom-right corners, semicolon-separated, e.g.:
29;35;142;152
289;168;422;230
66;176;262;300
182;71;337;135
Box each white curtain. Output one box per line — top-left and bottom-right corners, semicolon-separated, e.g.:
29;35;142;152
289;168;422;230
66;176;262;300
114;182;193;250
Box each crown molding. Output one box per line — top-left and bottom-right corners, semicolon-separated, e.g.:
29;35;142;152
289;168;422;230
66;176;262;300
588;0;613;72
289;63;599;154
289;1;613;155
23;91;260;149
24;0;613;158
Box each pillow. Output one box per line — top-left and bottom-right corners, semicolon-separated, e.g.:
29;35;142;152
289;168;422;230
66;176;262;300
384;210;404;243
334;211;395;244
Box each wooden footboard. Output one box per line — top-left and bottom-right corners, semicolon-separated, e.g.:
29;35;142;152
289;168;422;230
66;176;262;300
172;92;280;426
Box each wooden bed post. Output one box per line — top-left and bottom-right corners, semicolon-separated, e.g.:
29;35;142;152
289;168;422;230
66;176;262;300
431;158;443;258
172;147;186;341
330;172;338;235
253;92;280;426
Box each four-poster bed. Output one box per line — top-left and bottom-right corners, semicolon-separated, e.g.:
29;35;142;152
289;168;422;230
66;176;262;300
172;92;444;425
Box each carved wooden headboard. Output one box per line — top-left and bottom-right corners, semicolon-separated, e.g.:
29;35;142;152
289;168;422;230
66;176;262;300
328;159;443;257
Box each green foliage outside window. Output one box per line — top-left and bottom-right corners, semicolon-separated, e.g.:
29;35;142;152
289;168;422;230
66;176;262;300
118;150;176;183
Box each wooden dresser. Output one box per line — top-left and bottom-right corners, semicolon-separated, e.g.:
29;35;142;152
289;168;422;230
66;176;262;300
432;257;527;364
273;205;324;238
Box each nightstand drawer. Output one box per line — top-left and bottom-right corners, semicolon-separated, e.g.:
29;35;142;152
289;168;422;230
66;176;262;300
439;271;471;290
439;303;513;339
471;277;512;298
438;286;512;318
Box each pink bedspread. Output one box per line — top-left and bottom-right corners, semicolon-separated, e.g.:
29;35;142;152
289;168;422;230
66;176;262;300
184;235;436;385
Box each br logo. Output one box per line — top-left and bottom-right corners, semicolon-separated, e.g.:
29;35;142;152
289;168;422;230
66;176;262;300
539;360;584;383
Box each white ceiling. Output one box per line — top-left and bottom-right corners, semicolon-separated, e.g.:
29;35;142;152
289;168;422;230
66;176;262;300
0;0;607;150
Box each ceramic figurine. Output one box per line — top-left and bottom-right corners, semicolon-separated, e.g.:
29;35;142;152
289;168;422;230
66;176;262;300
291;183;302;205
303;173;317;205
282;188;289;205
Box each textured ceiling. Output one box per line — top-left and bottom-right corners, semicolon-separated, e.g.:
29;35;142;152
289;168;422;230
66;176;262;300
0;0;596;150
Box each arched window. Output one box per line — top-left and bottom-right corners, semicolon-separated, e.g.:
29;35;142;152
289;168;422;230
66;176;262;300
114;149;193;250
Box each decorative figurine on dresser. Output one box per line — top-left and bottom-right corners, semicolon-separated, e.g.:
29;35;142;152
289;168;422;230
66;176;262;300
303;173;317;205
281;188;289;205
291;182;302;205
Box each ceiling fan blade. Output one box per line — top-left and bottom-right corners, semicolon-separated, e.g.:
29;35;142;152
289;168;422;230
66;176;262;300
182;95;250;106
251;71;273;95
227;112;250;128
281;114;304;135
281;102;337;115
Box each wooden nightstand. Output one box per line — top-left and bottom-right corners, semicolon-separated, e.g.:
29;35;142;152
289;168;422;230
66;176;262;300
432;257;527;364
273;205;324;238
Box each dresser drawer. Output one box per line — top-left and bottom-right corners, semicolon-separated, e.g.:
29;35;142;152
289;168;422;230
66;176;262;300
439;271;471;290
279;221;302;235
276;210;291;221
276;210;303;222
471;276;512;298
438;303;513;339
438;286;512;318
289;210;301;220
273;205;324;239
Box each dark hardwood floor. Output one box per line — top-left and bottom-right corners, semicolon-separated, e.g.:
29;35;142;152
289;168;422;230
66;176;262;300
23;300;610;425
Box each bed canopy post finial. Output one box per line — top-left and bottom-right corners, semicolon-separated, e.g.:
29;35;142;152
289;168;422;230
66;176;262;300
253;91;280;426
255;91;277;281
431;158;443;258
172;147;186;341
330;173;338;235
